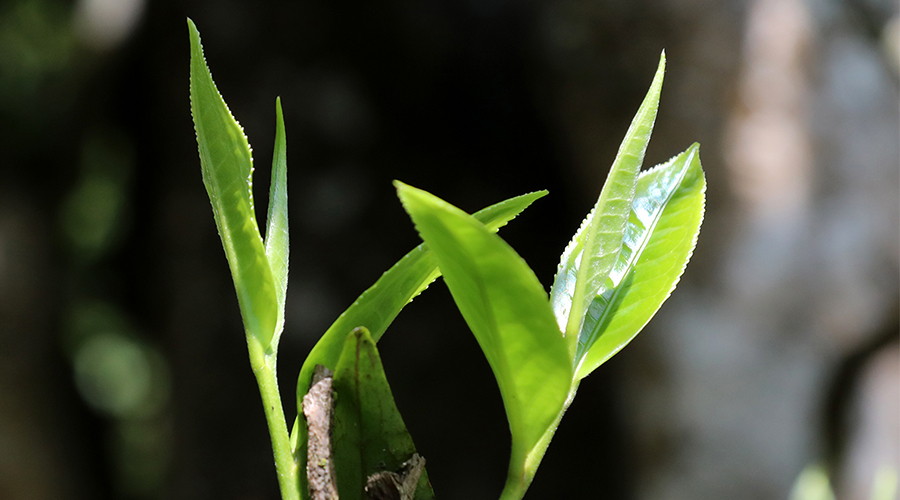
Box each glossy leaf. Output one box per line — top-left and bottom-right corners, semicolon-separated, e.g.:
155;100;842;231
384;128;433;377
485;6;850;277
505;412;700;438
395;182;572;496
294;191;546;396
189;18;277;347
293;190;547;489
265;97;289;347
332;327;435;500
574;143;706;380
552;52;666;355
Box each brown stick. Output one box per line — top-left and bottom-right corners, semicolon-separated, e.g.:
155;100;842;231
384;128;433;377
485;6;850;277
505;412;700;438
365;454;425;500
302;365;339;500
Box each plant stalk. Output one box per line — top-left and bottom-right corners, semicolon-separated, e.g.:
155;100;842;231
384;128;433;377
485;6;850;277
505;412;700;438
249;339;301;500
498;382;580;500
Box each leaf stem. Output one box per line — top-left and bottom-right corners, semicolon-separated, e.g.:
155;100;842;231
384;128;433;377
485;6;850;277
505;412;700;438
498;382;580;500
249;339;301;500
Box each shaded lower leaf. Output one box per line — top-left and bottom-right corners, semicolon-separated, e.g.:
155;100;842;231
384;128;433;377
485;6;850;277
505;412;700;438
332;327;434;500
575;143;706;380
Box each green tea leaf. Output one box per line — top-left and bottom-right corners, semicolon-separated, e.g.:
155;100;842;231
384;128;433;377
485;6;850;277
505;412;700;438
575;143;705;380
266;97;289;347
552;52;666;355
332;327;435;500
395;182;571;495
294;190;547;489
188;19;277;348
294;191;546;399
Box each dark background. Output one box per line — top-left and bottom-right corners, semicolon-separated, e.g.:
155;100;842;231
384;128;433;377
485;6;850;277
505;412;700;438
0;0;897;499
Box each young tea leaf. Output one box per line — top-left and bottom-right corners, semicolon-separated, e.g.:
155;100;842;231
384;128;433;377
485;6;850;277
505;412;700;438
551;52;666;355
295;190;547;393
395;182;572;496
188;19;278;348
294;190;547;490
266;97;289;347
575;144;705;380
331;327;435;500
294;190;546;394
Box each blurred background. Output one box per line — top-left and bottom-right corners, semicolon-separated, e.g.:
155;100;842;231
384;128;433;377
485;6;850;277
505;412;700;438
0;0;897;499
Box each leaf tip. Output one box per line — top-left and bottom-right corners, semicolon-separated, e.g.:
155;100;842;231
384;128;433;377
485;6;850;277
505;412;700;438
393;180;421;206
653;51;666;87
349;325;374;345
274;96;285;125
187;18;202;51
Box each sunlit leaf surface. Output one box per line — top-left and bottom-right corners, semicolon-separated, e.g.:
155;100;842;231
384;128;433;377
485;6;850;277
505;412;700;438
575;143;706;380
188;19;277;347
295;190;545;393
294;190;547;483
395;182;571;495
551;53;666;354
265;97;289;346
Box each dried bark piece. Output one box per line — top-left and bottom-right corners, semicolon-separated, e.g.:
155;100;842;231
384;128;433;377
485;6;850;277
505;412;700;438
303;365;339;500
365;454;426;500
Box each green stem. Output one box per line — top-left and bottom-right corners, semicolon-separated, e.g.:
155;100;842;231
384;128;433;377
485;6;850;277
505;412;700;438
249;339;300;500
498;382;580;500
